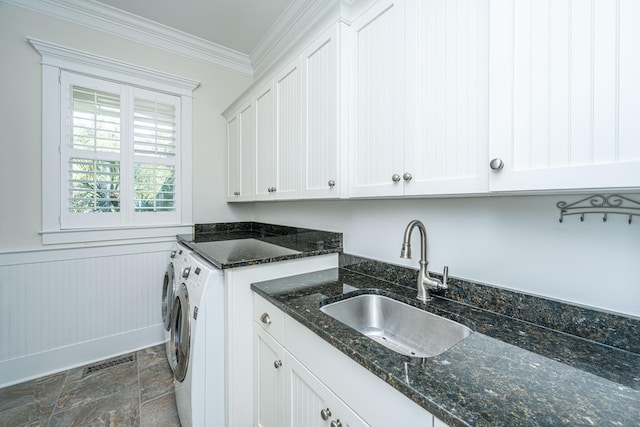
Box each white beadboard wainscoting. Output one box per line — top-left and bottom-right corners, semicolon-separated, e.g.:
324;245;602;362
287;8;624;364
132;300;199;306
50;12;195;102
0;242;173;388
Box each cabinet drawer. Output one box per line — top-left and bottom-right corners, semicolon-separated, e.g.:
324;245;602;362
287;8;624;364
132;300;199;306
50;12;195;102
254;294;285;343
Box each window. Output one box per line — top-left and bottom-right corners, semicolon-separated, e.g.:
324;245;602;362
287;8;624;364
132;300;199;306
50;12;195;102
30;38;199;244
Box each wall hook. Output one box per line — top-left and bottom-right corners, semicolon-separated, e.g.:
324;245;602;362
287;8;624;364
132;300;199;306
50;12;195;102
556;194;640;224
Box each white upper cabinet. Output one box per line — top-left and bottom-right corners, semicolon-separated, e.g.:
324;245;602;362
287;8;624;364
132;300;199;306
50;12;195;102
273;59;302;200
405;0;489;195
349;0;406;197
349;0;490;197
255;60;302;201
300;25;343;199
489;0;640;192
254;82;276;200
227;101;255;201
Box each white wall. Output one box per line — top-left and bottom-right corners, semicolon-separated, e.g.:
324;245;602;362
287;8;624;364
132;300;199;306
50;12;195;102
0;3;253;252
253;196;640;317
0;4;253;385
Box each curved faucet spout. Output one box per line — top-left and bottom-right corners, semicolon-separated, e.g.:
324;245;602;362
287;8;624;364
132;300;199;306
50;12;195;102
400;220;448;302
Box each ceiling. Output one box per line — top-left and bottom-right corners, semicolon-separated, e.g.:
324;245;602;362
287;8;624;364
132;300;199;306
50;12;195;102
96;0;294;54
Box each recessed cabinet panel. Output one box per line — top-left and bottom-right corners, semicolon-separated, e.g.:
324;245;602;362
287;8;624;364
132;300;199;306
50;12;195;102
489;0;640;192
301;25;341;199
239;103;255;199
255;83;276;199
349;0;405;197
227;113;240;199
275;61;301;199
406;0;489;195
254;327;284;427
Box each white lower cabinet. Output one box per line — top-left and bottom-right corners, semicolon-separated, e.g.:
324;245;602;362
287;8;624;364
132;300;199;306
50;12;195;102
254;326;285;427
284;351;368;427
254;293;445;427
254;316;368;427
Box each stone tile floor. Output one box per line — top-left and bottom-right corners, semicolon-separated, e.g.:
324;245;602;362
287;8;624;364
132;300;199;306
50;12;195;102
0;344;180;426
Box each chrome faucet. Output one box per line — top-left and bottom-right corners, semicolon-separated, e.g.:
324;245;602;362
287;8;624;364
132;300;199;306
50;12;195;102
400;220;448;302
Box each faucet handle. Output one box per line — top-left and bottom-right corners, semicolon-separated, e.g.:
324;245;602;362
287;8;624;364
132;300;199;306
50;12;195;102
441;266;449;289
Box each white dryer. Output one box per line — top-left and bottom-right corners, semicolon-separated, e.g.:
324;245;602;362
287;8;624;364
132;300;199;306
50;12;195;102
162;242;190;365
170;252;225;427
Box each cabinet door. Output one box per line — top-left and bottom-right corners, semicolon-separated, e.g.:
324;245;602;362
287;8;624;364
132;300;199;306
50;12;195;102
489;0;640;192
284;351;368;427
227;110;240;200
254;326;285;427
238;102;255;200
255;82;277;200
349;0;406;198
227;102;255;201
274;60;302;200
405;0;489;196
301;25;342;199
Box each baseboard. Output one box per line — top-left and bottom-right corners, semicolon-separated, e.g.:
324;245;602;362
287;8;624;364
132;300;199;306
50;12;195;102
0;324;165;389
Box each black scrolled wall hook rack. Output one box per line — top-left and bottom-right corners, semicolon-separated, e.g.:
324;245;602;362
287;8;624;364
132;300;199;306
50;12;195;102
556;194;640;224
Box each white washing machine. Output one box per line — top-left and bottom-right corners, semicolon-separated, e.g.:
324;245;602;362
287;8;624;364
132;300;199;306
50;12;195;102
162;242;191;366
170;252;225;427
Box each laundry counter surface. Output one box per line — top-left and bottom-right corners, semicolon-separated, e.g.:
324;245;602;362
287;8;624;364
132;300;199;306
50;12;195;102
178;222;342;269
251;264;640;427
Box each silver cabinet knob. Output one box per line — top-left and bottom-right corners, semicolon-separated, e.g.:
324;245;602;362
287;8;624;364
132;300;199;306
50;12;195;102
392;174;401;183
328;180;336;188
331;420;343;427
403;172;412;181
260;313;271;325
273;359;282;369
489;158;504;170
320;408;332;421
233;191;240;196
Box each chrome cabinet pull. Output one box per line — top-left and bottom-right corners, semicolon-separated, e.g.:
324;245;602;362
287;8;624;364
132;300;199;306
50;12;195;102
260;313;271;325
328;180;336;188
320;408;332;421
403;172;412;181
489;158;504;170
273;359;282;369
392;174;401;183
331;420;343;427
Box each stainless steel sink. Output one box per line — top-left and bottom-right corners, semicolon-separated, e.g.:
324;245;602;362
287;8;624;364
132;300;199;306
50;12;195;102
320;294;472;358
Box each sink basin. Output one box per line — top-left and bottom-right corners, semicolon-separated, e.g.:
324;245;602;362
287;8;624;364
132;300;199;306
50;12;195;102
320;294;472;358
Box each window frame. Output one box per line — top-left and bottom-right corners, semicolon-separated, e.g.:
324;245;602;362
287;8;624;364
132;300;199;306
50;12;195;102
29;38;199;245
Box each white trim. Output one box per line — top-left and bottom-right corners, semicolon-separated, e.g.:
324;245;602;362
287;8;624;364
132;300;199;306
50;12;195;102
39;225;192;246
5;0;253;75
31;38;195;245
0;240;175;266
0;325;164;388
28;38;200;95
251;0;345;78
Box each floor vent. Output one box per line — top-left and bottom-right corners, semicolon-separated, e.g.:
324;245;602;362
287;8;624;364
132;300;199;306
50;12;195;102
83;353;136;376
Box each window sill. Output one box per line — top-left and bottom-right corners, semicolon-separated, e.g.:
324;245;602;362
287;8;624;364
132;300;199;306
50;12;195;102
40;224;193;245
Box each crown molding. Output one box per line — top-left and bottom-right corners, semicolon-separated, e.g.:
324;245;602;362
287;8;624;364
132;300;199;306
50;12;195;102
250;0;344;78
28;37;200;95
4;0;254;75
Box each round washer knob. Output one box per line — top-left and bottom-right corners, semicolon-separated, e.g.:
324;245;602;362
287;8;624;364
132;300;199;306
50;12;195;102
489;158;504;170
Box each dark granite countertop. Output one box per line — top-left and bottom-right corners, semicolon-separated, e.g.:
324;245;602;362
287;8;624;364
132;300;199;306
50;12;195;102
251;266;640;427
177;222;342;269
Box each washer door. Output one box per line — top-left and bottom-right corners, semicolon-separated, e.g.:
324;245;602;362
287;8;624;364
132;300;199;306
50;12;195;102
170;283;191;382
161;263;175;331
